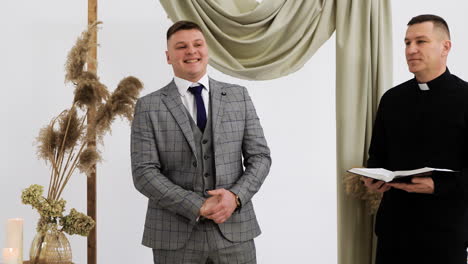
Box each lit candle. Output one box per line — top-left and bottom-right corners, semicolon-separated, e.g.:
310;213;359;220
2;248;19;264
6;218;23;264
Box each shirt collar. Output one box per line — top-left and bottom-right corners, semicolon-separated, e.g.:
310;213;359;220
415;68;451;91
174;74;210;96
425;68;451;91
418;83;430;91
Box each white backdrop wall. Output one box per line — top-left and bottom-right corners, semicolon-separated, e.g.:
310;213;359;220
0;1;466;264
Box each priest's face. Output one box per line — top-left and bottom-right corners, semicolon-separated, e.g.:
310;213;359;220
166;29;209;82
404;21;451;81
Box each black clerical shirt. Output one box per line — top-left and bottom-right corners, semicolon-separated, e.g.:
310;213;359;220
368;69;468;239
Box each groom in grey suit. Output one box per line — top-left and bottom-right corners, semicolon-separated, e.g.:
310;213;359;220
131;21;271;264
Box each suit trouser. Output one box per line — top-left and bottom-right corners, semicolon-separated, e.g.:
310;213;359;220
152;220;256;264
376;232;466;264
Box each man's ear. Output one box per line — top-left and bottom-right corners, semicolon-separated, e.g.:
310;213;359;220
166;50;171;64
442;39;452;56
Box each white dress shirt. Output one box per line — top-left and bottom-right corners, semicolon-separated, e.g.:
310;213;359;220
174;74;210;124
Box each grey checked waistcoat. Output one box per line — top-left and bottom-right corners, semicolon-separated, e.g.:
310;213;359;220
184;107;215;196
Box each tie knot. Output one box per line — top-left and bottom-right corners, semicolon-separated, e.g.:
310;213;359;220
188;85;204;96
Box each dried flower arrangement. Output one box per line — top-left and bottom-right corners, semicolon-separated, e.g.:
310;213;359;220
343;170;382;214
22;22;143;237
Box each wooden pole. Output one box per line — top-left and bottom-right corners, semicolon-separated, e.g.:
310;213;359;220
87;0;97;263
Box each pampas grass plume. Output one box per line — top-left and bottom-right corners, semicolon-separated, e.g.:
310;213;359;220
56;107;82;151
65;21;101;83
95;76;143;136
37;123;58;161
343;170;382;215
73;71;109;108
78;147;101;175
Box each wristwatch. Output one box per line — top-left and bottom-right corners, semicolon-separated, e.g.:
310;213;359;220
235;195;241;208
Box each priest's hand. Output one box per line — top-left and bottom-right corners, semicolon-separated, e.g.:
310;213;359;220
388;177;434;194
200;188;237;224
361;177;391;193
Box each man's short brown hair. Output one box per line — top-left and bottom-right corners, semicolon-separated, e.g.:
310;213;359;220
166;20;203;40
408;14;450;39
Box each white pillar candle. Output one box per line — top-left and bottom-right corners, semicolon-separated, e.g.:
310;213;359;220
6;218;23;264
2;248;19;264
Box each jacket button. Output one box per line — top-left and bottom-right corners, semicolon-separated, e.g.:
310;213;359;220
202;139;208;144
192;161;197;167
204;173;209;178
204;155;209;160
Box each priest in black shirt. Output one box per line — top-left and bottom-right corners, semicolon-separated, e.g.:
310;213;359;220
362;14;468;264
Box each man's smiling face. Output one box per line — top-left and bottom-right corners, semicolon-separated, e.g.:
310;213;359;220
166;29;209;82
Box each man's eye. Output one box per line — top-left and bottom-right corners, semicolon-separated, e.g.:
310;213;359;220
176;46;186;49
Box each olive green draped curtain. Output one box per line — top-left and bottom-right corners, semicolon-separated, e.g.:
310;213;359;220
159;0;392;263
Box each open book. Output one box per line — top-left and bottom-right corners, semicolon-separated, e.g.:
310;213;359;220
347;167;453;183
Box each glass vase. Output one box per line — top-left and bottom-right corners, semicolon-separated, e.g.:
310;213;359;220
29;224;72;264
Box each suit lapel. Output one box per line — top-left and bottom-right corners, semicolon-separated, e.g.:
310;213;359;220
161;81;197;155
209;78;226;143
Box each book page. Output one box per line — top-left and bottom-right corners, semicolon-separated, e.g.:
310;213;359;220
348;168;394;181
393;167;434;177
394;167;454;177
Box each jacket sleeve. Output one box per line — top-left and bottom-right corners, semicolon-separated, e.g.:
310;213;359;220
229;87;272;205
131;99;204;223
432;170;467;197
432;103;468;198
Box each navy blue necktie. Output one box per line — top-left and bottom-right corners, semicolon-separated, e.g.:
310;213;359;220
188;85;207;132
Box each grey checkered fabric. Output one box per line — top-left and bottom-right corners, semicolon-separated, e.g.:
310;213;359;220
131;78;271;250
153;221;256;264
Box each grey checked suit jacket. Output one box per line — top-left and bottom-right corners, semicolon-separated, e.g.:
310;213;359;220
131;78;271;250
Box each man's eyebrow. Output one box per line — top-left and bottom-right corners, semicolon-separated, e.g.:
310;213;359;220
404;35;429;41
174;39;204;45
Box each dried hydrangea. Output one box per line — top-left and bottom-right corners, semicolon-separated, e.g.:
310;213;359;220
21;184;44;209
36;217;57;233
38;199;66;218
61;208;95;236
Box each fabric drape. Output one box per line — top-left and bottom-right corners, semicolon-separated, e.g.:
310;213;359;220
335;0;392;263
160;0;336;80
160;0;393;263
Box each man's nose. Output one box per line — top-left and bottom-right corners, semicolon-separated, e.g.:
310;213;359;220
406;43;417;54
186;45;195;54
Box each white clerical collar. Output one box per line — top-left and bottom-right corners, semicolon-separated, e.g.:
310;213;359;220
418;83;430;91
174;74;210;97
